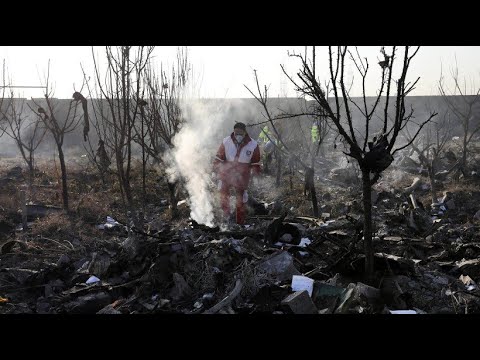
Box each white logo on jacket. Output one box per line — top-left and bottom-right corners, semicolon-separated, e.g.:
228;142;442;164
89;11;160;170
223;136;258;163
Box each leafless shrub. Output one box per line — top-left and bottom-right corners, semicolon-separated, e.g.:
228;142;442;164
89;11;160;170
233;258;277;299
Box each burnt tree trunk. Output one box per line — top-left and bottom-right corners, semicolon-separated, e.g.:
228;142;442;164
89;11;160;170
27;157;34;189
361;167;374;282
428;164;437;205
17;142;35;189
140;107;147;209
305;167;319;217
124;174;134;210
116;150;134;212
57;145;69;211
27;157;36;201
310;183;318;218
168;180;178;219
462;131;468;170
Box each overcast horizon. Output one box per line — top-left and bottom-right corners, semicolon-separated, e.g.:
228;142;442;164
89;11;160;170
0;46;479;99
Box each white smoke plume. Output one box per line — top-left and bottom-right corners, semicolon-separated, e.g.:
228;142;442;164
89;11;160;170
166;98;255;226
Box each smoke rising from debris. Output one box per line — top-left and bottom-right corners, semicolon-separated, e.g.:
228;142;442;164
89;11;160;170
166;99;255;226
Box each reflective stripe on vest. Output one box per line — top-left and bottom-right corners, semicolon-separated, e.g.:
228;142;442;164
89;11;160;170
223;136;258;163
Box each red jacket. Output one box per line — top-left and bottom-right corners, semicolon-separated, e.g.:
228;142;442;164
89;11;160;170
214;133;261;189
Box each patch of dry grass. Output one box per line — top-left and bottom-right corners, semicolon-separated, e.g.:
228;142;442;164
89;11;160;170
29;212;72;238
73;192;111;224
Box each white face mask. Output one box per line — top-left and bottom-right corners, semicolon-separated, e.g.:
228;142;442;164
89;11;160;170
235;134;244;143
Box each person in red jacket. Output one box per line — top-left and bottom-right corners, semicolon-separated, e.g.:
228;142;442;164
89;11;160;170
213;122;261;225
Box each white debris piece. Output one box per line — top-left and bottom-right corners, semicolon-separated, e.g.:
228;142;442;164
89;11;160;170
104;216;121;229
299;238;312;247
86;276;101;284
291;275;314;297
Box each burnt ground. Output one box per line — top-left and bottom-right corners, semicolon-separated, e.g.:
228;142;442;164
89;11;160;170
1;153;480;315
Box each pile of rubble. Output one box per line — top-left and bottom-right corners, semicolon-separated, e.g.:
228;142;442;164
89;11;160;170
2;201;480;314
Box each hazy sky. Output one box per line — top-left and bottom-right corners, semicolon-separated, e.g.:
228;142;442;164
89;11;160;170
0;46;479;99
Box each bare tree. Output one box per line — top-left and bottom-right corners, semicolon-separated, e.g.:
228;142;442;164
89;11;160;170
439;61;480;173
0;61;6;138
283;46;437;280
80;65;113;186
89;46;154;215
139;47;191;217
404;109;452;204
1;91;47;187
245;70;326;217
29;68;85;211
